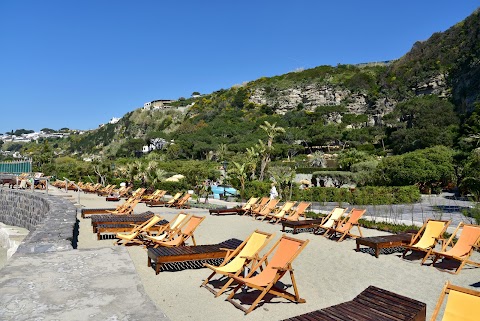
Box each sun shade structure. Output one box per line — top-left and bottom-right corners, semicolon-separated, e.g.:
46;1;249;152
422;222;480;274
402;219;451;260
225;235;309;314
201;230;274;297
430;281;480;321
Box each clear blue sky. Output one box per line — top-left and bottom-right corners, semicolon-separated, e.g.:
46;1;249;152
1;1;478;133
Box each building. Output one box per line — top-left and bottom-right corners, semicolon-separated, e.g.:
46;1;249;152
143;99;174;110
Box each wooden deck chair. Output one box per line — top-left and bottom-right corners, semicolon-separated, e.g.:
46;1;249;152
144;212;191;245
164;192;183;206
313;207;347;234
324;208;366;242
262;201;296;222
402;219;451;260
226;235;309;314
281;202;311;224
209;197;260;215
114;214;164;246
173;193;191;209
244;197;269;216
106;198;140;215
430;281;480;321
132;187;146;199
422;223;480;274
142;190;166;203
251;199;279;220
201;230;274;297
238;197;259;214
150;215;205;248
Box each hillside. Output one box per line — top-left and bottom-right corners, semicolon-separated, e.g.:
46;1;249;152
24;9;480;160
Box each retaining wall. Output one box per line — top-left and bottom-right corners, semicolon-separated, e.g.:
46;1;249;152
0;189;77;254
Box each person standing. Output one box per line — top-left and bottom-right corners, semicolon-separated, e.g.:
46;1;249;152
269;183;278;200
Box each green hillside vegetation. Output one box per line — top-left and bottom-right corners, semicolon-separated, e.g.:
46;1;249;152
7;9;480;205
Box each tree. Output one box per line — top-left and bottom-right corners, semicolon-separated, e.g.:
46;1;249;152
386;96;459;154
309;151;326;168
337;149;374;171
376;146;455;191
231;161;247;200
268;166;295;200
460;149;480;201
258;121;285;181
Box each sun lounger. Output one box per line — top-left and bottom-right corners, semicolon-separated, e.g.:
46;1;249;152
143;212;191;245
281;285;426;321
430;281;480;321
422;222;480;274
201;230;274;297
147;238;243;275
114;215;165;246
147;192;183;207
225;235;309;314
313;207;347;234
280;202;311;224
243;197;269;216
262;201;296;222
91;211;155;233
324;208;366;242
402;219;451;261
209;197;259;215
356;233;415;258
146;215;205;248
282;218;326;234
251;199;279;220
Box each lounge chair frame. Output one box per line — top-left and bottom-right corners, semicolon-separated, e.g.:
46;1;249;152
226;235;309;314
430;281;480;321
402;219;451;260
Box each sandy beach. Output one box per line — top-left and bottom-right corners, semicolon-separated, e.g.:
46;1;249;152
32;189;480;320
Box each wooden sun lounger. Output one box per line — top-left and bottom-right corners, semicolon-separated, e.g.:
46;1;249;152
147;238;243;275
95;219;168;240
81;207;116;218
208;206;243;215
90;212;155;233
282;286;426;321
282;218;325;234
356;233;415;258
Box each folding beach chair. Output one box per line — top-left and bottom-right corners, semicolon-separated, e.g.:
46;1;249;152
430;281;480;321
225;235;309;314
280;202;311;224
251;199;279;220
313;207;347;234
149;215;205;248
324;208;366;242
244;197;269;216
143;212;191;245
422;222;480;274
262;201;296;222
201;230;274;297
114;214;164;246
402;219;451;261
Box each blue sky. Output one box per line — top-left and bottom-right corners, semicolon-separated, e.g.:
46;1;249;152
0;1;478;134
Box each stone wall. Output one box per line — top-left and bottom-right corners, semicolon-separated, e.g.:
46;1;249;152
0;189;77;254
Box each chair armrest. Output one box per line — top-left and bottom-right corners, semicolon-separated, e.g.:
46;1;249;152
271;266;292;272
240;255;255;260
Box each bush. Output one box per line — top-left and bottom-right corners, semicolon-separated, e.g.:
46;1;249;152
244;181;271;199
155;181;190;194
292;185;420;205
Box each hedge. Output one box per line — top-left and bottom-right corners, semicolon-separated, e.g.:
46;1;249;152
291;185;420;205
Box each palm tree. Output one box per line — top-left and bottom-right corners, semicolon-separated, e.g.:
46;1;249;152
258;121;285;181
231;161;247;200
245;147;259;180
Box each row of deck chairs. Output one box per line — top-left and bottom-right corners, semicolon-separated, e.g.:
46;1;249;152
145;191;191;209
211;196;312;223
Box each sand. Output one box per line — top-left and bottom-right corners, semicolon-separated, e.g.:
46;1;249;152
33;188;480;320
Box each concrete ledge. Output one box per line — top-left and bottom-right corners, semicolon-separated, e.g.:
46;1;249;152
0;189;77;254
0;247;168;321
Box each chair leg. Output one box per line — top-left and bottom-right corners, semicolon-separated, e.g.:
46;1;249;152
245;286;272;314
421;249;433;265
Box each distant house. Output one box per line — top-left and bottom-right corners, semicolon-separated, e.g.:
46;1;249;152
142;138;168;153
143;99;174;110
109;117;120;124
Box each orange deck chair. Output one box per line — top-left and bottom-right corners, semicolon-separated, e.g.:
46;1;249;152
244;197;269;216
149;215;205;248
423;222;480;274
430;281;480;321
226;235;309;314
324;208;366;242
143;212;191;246
402;219;451;261
280;202;311;224
314;207;347;234
201;230;274;297
114;214;164;246
251;199;279;220
262;201;296;222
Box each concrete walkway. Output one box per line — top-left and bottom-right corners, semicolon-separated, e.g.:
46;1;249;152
0;188;169;321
